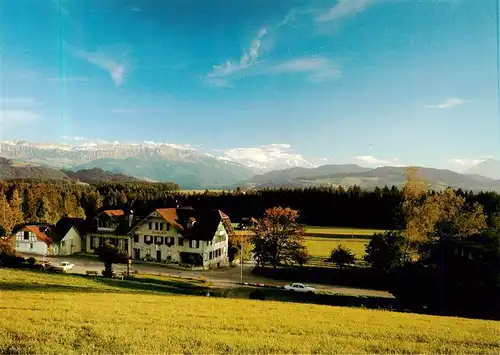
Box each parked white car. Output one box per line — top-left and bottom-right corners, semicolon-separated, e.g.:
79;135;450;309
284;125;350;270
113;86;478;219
58;261;74;272
284;283;316;293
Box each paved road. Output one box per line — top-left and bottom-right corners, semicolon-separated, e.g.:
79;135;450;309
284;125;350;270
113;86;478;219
39;255;393;298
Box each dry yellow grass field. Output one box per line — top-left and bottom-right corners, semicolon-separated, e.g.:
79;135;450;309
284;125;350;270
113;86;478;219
0;269;499;354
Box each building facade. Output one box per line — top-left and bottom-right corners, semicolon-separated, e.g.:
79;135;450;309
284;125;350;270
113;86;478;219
128;207;232;268
85;209;132;256
13;225;55;256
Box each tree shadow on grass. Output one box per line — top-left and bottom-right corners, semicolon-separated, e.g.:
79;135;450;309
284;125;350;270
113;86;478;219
127;275;206;290
98;277;209;295
0;274;210;296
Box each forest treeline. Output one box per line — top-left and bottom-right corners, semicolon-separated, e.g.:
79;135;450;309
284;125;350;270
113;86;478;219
2;180;500;233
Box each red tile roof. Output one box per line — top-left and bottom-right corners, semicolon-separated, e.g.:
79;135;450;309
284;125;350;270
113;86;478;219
155;208;184;230
22;225;53;245
103;209;125;217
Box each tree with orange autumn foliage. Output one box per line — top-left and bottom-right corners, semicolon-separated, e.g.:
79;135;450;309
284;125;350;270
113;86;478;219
251;207;307;268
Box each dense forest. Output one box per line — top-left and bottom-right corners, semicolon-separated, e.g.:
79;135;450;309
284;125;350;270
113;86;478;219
1;180;500;233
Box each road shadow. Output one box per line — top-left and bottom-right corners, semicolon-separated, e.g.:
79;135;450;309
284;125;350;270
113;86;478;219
211;286;397;311
252;266;390;291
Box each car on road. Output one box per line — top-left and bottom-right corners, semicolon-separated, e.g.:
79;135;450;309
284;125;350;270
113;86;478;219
55;261;74;272
284;283;316;293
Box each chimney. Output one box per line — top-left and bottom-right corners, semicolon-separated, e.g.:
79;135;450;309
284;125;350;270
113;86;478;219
128;210;134;227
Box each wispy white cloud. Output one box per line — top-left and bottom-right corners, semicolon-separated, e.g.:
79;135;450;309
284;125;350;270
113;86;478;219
448;157;490;167
316;0;375;22
66;44;128;86
220;144;315;172
206;55;341;86
268;56;341;82
0;97;42;123
205;77;232;88
17;70;89;83
427;97;465;109
205;27;268;86
205;12;298;87
0;110;41;122
2;97;40;106
354;155;400;167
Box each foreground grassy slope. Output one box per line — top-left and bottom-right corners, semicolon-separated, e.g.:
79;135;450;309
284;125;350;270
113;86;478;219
1;269;499;354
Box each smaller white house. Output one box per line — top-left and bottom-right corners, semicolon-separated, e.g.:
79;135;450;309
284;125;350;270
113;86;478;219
13;224;55;256
54;217;86;256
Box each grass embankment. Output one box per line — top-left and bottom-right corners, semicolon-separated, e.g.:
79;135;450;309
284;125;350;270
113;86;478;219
235;225;387;238
305;226;387;237
1;269;499;354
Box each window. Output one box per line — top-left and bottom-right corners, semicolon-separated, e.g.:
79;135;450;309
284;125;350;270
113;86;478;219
190;240;199;248
30;243;33;249
149;222;153;230
160;223;164;231
134;235;139;243
209;251;213;259
61;241;66;247
154;236;164;244
165;237;174;246
166;223;170;231
144;235;153;245
155;222;159;230
178;237;184;246
24;231;29;240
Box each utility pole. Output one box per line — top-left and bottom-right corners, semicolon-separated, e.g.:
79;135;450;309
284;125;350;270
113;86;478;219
240;232;243;284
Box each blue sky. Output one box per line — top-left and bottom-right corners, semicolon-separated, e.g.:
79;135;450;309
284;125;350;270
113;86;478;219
0;0;498;170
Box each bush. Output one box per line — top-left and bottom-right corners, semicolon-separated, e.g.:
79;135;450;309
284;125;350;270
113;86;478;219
330;245;356;269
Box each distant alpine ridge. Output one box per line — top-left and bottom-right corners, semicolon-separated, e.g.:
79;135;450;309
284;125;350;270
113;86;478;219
1;140;499;191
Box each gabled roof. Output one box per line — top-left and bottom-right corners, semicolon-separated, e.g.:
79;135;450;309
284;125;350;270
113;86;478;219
103;209;125;217
15;225;54;245
182;209;233;241
55;217;86;238
155;208;184;230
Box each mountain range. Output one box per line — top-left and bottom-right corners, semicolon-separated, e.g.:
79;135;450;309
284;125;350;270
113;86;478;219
1;140;500;191
0;158;138;185
245;164;500;192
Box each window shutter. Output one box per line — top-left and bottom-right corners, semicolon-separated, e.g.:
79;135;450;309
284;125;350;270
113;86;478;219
196;240;200;248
